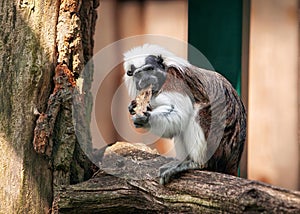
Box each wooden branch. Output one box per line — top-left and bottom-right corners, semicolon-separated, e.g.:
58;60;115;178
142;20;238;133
55;142;300;213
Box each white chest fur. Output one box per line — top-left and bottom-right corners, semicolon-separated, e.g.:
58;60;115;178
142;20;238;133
149;91;207;164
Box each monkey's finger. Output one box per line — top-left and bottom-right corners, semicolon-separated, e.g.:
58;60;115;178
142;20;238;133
146;105;152;112
142;111;150;118
131;100;137;106
128;101;137;115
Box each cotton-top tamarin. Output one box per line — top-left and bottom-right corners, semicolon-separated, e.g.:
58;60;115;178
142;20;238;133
123;44;246;185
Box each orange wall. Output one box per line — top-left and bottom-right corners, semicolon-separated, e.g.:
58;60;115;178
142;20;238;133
248;0;299;189
93;0;188;155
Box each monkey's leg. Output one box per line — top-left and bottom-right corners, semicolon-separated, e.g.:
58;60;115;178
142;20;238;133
159;158;207;185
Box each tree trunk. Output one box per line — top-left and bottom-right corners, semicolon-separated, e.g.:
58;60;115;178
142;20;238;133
56;142;300;213
0;0;99;213
1;1;299;213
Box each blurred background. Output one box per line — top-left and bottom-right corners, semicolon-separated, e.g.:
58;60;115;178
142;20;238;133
93;0;299;190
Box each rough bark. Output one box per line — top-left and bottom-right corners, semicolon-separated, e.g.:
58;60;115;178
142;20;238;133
56;142;300;213
0;0;99;213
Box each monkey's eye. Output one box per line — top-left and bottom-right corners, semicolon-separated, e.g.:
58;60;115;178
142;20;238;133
127;70;133;76
144;65;154;71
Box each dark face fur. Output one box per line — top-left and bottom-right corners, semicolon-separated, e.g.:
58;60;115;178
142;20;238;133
126;55;167;93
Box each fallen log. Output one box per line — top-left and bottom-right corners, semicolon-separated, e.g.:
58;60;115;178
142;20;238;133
55;142;300;213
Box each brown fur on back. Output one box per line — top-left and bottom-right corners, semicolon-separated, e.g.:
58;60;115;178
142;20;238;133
163;67;247;175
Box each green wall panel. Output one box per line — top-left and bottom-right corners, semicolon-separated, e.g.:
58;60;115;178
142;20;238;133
188;0;243;93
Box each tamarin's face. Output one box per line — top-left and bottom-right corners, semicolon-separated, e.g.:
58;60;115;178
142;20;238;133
124;55;167;94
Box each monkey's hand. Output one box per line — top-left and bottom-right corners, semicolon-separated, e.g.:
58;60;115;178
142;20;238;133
128;100;151;128
132;111;150;128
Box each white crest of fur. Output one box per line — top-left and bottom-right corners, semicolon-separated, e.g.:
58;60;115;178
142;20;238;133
123;44;208;163
123;44;191;98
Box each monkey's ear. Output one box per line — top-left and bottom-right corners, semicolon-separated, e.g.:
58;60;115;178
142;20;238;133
157;55;165;70
127;64;136;76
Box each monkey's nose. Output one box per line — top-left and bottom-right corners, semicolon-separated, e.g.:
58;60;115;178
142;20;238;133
138;76;157;90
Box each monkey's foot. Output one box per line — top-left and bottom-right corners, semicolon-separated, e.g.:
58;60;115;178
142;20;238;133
159;159;206;185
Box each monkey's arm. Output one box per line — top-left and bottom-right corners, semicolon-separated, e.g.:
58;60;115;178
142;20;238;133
131;91;206;185
132;92;193;138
